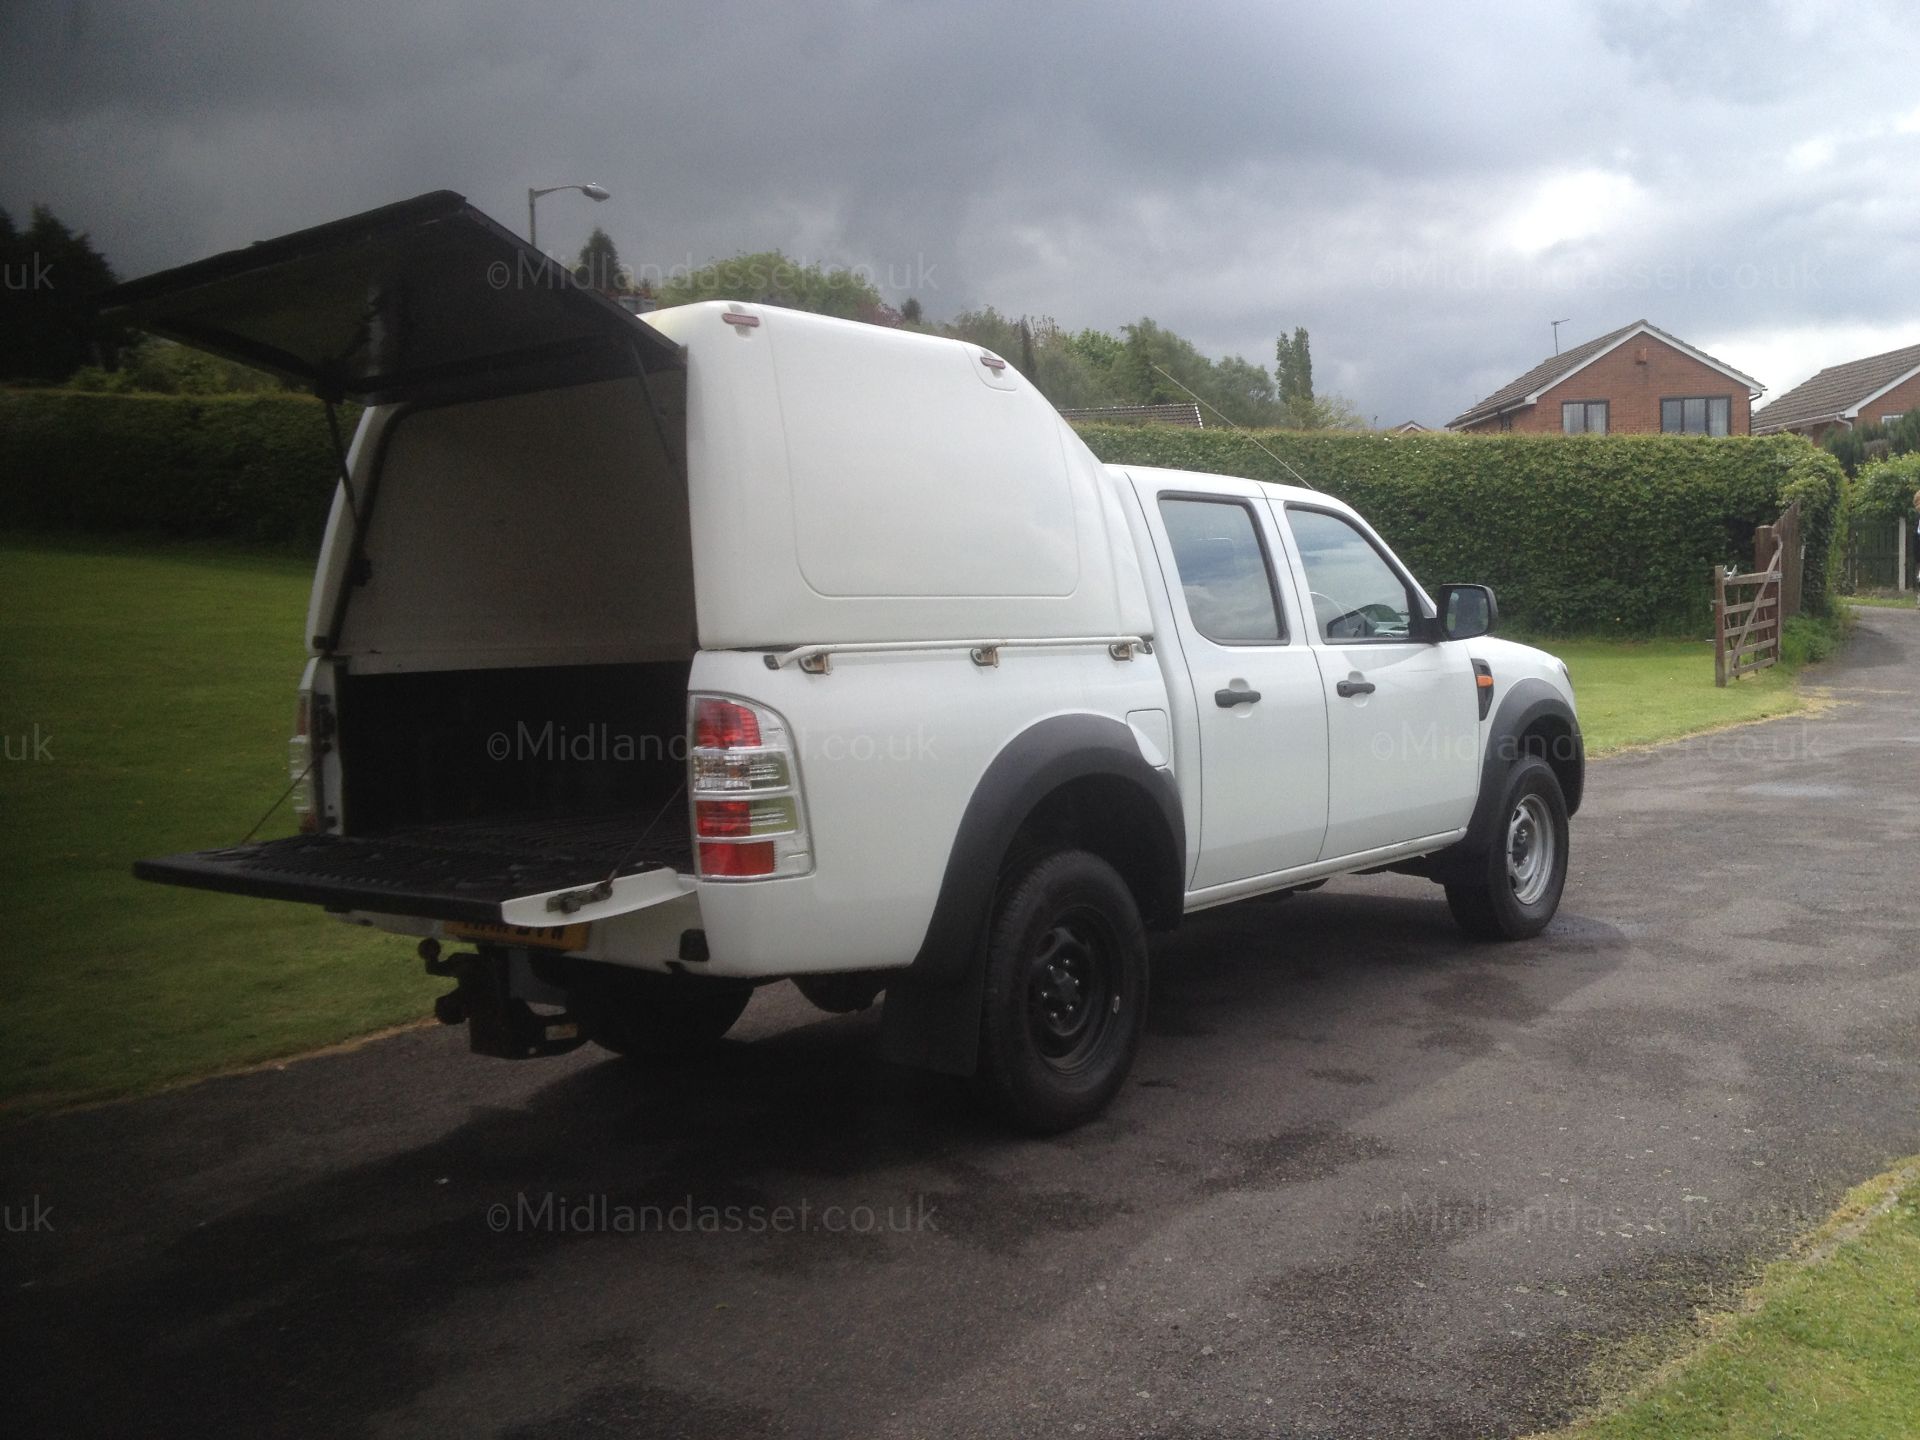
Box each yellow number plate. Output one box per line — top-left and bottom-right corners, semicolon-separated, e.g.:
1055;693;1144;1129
443;920;590;952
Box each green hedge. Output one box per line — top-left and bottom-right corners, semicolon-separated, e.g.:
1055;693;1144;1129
0;389;354;549
1853;452;1920;523
0;391;1845;635
1077;426;1844;633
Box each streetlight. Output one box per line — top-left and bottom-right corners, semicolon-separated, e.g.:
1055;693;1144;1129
526;182;610;251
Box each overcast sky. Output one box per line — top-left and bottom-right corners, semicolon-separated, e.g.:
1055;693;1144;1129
4;0;1916;425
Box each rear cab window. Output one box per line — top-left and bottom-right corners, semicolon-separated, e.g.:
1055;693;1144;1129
1157;496;1288;644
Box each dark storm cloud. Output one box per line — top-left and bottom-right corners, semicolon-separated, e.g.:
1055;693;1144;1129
3;0;1916;424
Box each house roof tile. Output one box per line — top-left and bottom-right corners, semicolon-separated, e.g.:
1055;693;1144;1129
1751;340;1920;433
1446;320;1761;429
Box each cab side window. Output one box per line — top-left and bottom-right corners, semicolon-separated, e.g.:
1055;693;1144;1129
1158;497;1286;644
1286;507;1415;642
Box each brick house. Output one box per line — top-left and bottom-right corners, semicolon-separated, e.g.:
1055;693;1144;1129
1750;340;1920;442
1446;320;1763;436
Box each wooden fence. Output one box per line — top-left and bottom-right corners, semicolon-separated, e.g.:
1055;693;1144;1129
1843;514;1905;592
1713;499;1800;687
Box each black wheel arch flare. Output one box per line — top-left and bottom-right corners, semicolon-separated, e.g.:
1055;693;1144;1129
909;712;1186;986
1390;677;1582;886
1466;677;1585;842
879;713;1185;1077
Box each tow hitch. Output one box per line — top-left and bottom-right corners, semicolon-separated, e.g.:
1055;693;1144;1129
420;939;587;1059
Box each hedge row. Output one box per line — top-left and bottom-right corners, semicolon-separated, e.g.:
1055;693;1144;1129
0;389;355;549
0;391;1845;635
1077;426;1844;633
1853;452;1920;522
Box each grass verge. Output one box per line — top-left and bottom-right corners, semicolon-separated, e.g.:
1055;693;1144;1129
1554;611;1843;757
0;535;440;1112
1841;592;1916;610
1535;1161;1920;1439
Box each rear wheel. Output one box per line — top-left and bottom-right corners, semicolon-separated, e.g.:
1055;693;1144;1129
974;850;1148;1133
577;966;753;1057
1445;756;1569;940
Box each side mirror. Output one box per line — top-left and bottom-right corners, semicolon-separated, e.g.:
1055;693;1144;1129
1433;583;1498;641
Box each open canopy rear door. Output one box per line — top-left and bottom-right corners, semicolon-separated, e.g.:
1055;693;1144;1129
102;190;681;404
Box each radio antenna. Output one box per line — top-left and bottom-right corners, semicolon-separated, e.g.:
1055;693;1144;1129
1148;363;1312;489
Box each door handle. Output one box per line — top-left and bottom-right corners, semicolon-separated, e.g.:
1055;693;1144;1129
1215;687;1261;707
1336;679;1376;698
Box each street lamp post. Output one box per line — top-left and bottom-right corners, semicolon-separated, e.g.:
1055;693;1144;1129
526;182;611;251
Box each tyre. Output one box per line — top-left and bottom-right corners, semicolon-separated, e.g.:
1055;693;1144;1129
576;965;753;1058
1445;755;1569;940
974;850;1149;1134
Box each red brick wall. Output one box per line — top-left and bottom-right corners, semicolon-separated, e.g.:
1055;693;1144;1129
1787;420;1842;443
1462;334;1755;435
1855;369;1920;427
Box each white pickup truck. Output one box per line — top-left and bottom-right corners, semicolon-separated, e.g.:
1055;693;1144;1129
114;193;1582;1131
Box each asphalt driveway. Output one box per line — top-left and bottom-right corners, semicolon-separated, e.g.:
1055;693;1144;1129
4;607;1917;1439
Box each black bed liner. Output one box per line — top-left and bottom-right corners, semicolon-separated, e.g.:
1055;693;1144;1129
134;812;692;925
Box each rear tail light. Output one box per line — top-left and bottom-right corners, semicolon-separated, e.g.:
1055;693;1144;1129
688;696;810;880
290;693;317;833
694;697;761;750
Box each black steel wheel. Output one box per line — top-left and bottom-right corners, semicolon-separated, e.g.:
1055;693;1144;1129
975;850;1148;1133
1445;755;1570;940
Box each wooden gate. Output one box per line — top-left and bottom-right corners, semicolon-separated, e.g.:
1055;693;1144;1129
1845;515;1903;591
1713;499;1798;686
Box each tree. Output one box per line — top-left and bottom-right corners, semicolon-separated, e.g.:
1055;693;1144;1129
899;296;924;326
942;307;1100;406
573;227;625;293
1277;327;1343;428
1105;318;1294;427
1851;452;1920;524
70;336;282;394
0;204;125;382
1214;354;1277;415
1284;393;1368;431
1825;409;1920;476
655;250;891;323
1276;327;1313;403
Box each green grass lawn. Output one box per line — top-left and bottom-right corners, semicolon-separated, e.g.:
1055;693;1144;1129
1539;1163;1920;1439
1842;592;1916;610
1554;636;1814;757
0;535;440;1109
0;536;1839;1109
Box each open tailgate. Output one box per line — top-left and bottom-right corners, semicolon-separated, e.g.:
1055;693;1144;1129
101;190;681;404
135;814;693;929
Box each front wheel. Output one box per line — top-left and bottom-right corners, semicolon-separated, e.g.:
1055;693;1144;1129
974;850;1149;1134
1445;756;1569;940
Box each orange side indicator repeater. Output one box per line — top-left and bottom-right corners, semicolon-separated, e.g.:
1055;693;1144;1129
1472;659;1495;720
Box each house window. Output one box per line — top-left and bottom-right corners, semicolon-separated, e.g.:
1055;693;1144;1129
1661;396;1731;436
1883;413;1906;427
1562;401;1608;434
